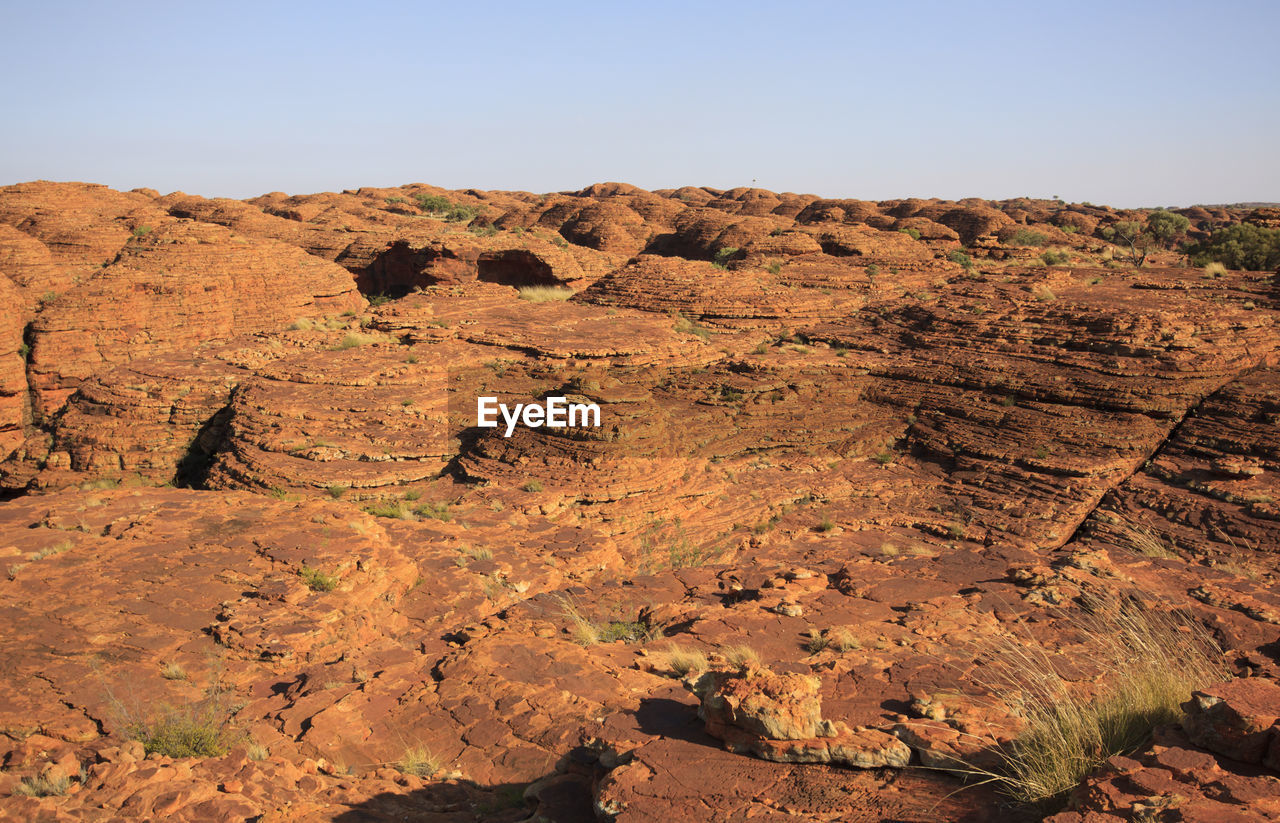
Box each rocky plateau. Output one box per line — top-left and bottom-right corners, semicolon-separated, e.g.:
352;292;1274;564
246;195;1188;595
1;180;1278;821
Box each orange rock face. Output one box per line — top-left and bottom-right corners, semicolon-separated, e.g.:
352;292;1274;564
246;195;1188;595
1;181;1278;821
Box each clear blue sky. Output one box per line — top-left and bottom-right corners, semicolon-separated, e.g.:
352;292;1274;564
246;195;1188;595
3;1;1277;206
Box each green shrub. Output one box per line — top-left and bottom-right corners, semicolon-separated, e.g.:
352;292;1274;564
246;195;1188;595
1186;223;1280;271
131;225;152;238
522;480;543;492
414;194;453;212
299;564;339;592
948;250;973;268
712;247;738;269
129;704;237;758
1040;250;1070;266
414;194;482;223
900;228;921;240
766;261;782;275
1008;228;1048;247
413;501;451;521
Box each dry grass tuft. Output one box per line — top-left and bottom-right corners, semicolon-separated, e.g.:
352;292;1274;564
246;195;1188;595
397;746;441;778
553;594;601;646
829;627;861;651
13;773;71;797
662;644;709;676
517;286;574;302
721;644;761;669
803;629;829;654
1120;519;1180;560
953;594;1228;808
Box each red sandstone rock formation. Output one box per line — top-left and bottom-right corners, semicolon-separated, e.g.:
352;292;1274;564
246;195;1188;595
0;180;1278;821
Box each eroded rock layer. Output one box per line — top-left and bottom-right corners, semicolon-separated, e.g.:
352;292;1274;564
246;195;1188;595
1;181;1279;821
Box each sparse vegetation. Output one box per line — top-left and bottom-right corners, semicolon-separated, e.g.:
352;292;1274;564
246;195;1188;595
712;246;738;269
131;225;152;238
766;261;782;275
1008;228;1048;247
397;746;441;778
366;499;413;519
1120;520;1180;560
299;563;339;592
1186;223;1280;272
951;596;1229;808
459;544;493;562
161;662;188;681
517;285;574;302
662;644;709;676
326;485;346;499
673;312;711;340
30;540;72;562
1202;261;1228;278
829;627;860;651
415;193;482;223
899;227;921;240
1102;210;1189;267
13;773;72;797
126;700;238;759
816;516;836;533
948;250;973;268
414;501;451;521
521;479;543;492
721;644;760;669
1039;250;1069;266
335;332;379;349
639;517;719;571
